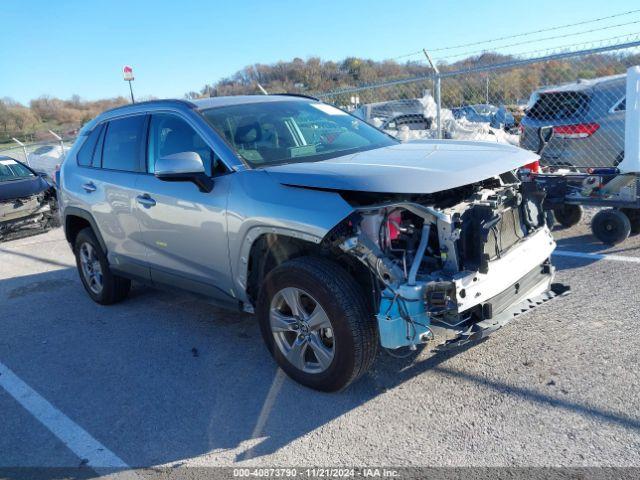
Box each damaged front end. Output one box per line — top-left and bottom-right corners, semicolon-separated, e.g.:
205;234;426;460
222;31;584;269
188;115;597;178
0;191;59;242
329;171;568;351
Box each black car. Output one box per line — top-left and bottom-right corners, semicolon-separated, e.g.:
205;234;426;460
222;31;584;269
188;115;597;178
0;155;59;242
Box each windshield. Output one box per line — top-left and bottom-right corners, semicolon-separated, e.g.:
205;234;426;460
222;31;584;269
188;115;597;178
0;158;35;182
201;100;397;167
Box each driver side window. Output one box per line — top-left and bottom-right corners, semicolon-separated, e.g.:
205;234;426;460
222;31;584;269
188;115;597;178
147;114;227;176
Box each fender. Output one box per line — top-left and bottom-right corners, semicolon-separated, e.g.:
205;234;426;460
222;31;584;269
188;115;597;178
235;225;324;292
63;206;108;253
225;170;355;303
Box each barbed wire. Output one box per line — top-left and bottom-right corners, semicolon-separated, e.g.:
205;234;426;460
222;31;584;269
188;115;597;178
404;32;640;68
392;8;640;61
432;20;640;62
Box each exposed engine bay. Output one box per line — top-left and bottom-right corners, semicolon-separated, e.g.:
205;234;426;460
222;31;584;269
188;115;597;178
328;171;563;350
0;190;59;242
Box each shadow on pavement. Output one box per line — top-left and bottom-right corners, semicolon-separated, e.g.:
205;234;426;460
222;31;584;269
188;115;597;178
1;266;638;469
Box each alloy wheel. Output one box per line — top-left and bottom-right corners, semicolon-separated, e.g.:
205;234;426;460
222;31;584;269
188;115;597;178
79;242;103;295
269;287;335;374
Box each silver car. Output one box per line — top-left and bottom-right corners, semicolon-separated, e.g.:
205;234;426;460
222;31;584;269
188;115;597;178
520;74;626;169
59;95;562;391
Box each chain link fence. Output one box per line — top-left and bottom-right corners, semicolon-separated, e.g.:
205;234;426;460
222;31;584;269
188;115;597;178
0;138;71;178
317;38;640;170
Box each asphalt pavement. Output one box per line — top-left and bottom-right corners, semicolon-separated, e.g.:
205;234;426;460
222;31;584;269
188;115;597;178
1;219;639;473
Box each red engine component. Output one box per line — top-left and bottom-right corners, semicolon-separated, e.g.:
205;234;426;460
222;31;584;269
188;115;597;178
387;211;402;242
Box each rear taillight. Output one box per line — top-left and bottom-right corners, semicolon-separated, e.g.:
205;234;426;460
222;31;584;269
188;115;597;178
553;123;600;139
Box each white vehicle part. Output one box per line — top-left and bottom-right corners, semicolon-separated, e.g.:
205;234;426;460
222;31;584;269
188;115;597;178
599;173;637;195
453;227;555;312
620;65;640;174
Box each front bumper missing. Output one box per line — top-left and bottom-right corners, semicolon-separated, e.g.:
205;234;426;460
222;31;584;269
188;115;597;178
435;282;570;351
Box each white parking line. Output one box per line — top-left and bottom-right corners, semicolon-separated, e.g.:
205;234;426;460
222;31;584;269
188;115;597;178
553;249;640;264
0;361;130;471
241;368;286;461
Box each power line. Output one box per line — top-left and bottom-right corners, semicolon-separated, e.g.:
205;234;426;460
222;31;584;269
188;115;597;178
393;50;426;61
391;8;640;61
433;19;640;62
429;8;640;52
417;32;640;71
489;32;640;64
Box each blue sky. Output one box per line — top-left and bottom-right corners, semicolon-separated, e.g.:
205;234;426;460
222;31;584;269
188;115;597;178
1;0;637;104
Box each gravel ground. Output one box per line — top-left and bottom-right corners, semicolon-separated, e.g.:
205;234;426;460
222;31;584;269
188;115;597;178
0;221;639;472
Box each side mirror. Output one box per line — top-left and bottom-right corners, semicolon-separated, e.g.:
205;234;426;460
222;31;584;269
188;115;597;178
154;151;213;193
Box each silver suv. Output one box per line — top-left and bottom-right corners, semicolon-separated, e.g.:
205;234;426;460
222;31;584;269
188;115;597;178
520;74;626;169
59;95;562;391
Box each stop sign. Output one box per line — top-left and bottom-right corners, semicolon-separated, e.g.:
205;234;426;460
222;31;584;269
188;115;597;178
123;65;134;81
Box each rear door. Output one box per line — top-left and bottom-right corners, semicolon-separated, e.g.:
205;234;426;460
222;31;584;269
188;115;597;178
134;112;234;301
77;114;151;280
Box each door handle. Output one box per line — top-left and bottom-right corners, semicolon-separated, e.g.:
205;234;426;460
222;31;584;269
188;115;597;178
136;194;156;208
82;182;96;193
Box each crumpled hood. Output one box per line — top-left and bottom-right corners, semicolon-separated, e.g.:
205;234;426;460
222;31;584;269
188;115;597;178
0;176;49;202
264;140;538;194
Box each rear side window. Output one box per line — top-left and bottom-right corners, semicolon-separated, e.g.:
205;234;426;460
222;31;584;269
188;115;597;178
102;115;146;172
528;92;589;120
77;125;103;167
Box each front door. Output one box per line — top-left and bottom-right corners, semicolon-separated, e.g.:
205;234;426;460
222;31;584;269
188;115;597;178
134;113;234;301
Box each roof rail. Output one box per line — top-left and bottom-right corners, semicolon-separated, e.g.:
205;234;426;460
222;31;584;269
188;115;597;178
103;98;197;114
272;93;320;101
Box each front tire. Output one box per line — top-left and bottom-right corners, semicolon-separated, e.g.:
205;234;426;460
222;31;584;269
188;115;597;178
257;257;378;392
74;228;131;305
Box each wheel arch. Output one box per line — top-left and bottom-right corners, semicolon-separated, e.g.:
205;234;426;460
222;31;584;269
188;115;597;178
242;228;323;305
242;226;376;313
63;207;107;253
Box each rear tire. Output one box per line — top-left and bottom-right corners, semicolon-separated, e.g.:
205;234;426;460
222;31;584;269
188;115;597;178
257;256;378;392
553;204;583;228
592;209;631;245
74;228;130;305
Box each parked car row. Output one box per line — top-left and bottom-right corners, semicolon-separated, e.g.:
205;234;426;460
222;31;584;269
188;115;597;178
451;104;516;130
346;72;627;170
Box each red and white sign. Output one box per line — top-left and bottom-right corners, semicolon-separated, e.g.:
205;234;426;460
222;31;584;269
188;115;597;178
123;65;134;81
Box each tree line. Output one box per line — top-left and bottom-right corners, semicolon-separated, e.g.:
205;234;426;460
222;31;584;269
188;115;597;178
0;95;128;144
3;50;639;145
